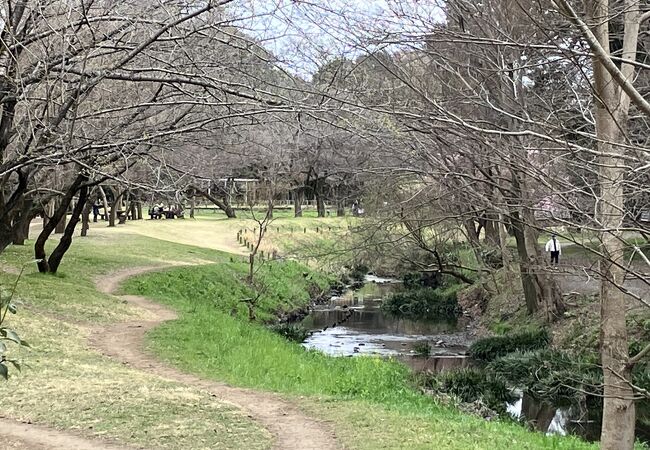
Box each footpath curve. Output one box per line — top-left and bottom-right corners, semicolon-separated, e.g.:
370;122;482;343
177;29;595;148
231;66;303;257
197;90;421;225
90;265;339;450
0;418;129;450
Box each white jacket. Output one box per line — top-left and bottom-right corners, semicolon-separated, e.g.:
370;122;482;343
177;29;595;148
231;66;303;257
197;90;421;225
545;238;561;254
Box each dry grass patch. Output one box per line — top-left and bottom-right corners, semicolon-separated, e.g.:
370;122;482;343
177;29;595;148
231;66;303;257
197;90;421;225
0;313;271;450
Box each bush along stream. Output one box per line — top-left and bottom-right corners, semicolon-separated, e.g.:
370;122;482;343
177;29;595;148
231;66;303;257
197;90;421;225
424;328;650;445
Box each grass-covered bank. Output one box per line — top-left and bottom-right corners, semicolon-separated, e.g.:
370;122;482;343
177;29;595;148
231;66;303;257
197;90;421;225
0;233;272;449
126;264;596;449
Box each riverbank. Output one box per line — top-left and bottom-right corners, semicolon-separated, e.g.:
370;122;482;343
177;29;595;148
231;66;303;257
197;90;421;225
0;220;597;449
124;259;595;448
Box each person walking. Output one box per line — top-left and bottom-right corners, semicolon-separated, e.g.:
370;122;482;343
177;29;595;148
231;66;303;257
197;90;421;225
545;234;562;265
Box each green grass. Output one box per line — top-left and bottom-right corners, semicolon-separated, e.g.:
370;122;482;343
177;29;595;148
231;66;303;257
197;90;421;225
0;233;271;449
0;233;223;322
125;264;596;449
124;260;333;322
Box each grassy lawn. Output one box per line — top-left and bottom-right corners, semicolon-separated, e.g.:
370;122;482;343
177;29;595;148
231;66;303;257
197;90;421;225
0;230;271;449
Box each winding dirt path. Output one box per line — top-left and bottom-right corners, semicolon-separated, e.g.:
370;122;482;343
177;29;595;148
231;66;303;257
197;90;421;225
89;266;339;450
0;418;129;450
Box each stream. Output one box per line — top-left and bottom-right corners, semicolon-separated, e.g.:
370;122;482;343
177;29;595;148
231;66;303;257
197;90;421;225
300;274;649;445
301;275;472;370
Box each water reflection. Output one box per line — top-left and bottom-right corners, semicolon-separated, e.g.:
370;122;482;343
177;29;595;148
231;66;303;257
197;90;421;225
508;392;649;444
301;276;470;358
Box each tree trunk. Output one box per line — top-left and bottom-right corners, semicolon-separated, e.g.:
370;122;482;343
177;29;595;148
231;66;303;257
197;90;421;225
293;188;304;217
81;200;91;237
11;200;34;245
267;199;274;219
190;192;196;218
483;213;501;247
463;218;483;264
0;219;14;252
129;201;137;220
108;189;124;227
510;209;542;315
597;115;636;450
497;212;511;267
585;0;637;445
54;200;67;234
35;175;86;273
0;170;29;252
336;199;345;217
98;186;109;221
223;202;236;218
136;202;143;220
195;188;236;218
316;196;325;217
47;184;89;273
507;164;564;319
43;199;54;229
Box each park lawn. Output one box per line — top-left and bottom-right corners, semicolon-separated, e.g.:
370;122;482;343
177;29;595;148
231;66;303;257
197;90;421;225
0;228;224;322
125;265;596;450
0;232;271;449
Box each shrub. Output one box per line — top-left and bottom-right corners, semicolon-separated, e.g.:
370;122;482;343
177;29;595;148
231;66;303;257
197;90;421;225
487;349;602;408
268;323;310;343
382;286;462;320
0;272;29;380
402;271;443;290
349;264;369;282
479;248;503;269
413;341;432;357
402;272;425;290
468;328;550;362
429;368;517;414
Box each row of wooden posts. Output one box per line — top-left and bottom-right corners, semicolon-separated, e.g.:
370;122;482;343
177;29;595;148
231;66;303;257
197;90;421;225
235;224;352;260
236;230;279;260
238;225;343;235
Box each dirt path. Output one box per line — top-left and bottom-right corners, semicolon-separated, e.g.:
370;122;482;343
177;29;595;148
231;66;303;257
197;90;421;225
0;418;129;450
90;266;339;450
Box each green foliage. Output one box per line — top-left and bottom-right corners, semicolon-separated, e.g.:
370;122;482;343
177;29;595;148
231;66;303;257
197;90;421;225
426;368;517;415
468;328;550;362
268;323;310;343
479;248;503;269
382;286;462;320
402;272;425;290
487;350;601;407
0;270;29;380
488;321;513;335
412;341;432;357
349;264;369;282
0;229;597;450
125;260;332;322
401;271;444;290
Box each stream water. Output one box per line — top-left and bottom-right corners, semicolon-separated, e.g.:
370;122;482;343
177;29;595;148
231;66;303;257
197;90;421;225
301;276;471;368
300;275;649;445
